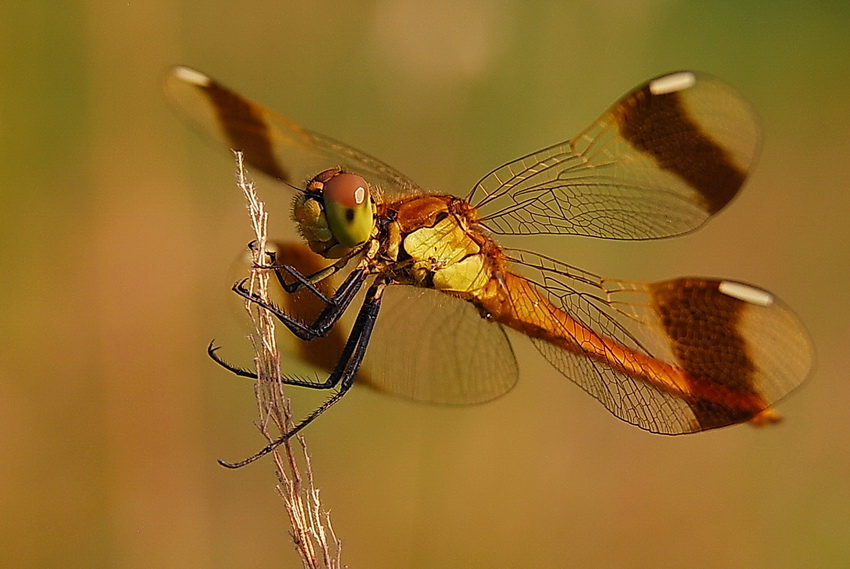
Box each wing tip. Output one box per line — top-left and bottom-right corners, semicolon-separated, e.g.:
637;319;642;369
649;71;697;95
171;65;212;87
718;280;774;307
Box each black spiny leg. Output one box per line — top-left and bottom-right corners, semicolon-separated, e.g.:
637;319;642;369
209;262;368;378
218;278;388;469
263;247;354;301
232;264;368;341
208;342;256;378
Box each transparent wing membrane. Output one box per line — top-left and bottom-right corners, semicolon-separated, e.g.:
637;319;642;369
165;66;423;200
360;285;519;404
471;72;761;240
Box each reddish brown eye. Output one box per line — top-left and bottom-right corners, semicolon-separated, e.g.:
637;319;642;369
323;173;369;207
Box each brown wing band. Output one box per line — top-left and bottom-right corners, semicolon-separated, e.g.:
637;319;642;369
200;78;289;181
652;279;767;429
614;86;746;214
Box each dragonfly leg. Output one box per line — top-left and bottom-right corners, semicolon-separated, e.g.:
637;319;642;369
232;265;368;341
263;246;358;299
209;266;368;377
270;262;330;302
207;341;256;378
218;278;387;469
207;340;358;391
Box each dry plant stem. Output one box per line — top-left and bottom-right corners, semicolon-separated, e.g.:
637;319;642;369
234;152;343;569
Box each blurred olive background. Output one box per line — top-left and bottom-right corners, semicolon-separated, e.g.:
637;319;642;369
2;1;849;568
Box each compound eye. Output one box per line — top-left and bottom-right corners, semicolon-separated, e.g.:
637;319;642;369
323;173;369;209
321;172;374;248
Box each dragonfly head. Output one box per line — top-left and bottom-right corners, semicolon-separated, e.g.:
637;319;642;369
292;168;376;258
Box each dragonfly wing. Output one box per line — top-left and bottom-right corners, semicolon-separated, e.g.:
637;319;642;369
164;66;423;201
360;284;519;405
507;250;813;433
472;71;760;240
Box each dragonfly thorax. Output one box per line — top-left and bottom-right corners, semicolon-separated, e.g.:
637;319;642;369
292;168;377;259
381;195;498;294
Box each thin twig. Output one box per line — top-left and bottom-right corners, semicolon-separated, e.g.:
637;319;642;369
233;151;343;568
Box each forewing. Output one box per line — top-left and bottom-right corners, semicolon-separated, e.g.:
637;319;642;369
507;250;813;433
472;72;760;239
164;66;422;201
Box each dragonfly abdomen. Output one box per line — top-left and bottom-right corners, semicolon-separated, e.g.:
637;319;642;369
475;271;773;430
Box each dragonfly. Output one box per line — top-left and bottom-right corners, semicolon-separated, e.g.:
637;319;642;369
165;66;813;468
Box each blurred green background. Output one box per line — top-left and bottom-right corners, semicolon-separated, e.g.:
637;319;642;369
2;1;849;567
